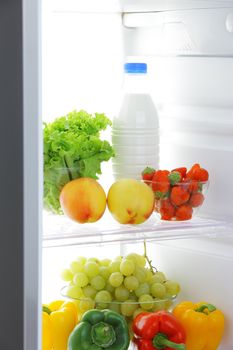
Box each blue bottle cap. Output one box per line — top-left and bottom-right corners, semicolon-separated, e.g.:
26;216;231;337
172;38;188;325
124;63;147;74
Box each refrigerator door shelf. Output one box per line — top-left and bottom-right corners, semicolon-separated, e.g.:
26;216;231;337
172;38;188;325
43;211;233;248
123;8;233;56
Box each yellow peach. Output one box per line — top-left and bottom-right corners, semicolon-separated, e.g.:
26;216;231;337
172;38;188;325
60;178;106;223
107;179;155;224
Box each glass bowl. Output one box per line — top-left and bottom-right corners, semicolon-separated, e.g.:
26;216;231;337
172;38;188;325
144;179;209;221
61;285;177;350
61;285;176;324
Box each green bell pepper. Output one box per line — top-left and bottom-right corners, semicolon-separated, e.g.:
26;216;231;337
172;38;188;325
68;309;130;350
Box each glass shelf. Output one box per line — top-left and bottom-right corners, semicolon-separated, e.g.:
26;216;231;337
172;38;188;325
43;211;233;248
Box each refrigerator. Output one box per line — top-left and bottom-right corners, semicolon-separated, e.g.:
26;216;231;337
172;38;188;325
1;0;233;349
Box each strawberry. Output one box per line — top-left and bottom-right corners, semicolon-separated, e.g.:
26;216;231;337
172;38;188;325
152;170;170;194
168;171;181;186
192;168;209;182
171;167;187;179
159;198;175;220
182;178;199;194
186;163;201;179
175;204;193;221
141;167;156;183
189;192;205;207
170;186;190;206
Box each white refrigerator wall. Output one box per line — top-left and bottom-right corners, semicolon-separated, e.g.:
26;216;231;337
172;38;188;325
42;1;124;122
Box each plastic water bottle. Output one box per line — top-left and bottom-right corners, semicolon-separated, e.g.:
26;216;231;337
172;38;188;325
112;62;159;180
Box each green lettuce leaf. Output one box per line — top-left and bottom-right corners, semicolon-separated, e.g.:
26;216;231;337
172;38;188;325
43;110;114;214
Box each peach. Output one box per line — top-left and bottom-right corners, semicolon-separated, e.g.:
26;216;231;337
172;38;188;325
60;178;106;223
107;179;155;224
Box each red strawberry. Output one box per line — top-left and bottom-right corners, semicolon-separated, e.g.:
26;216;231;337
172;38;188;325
182;178;199;194
171;167;187;179
186;163;200;179
192;168;209;182
141;167;156;183
170;186;190;206
189;192;205;207
160;198;175;221
152;170;170;194
175;204;193;221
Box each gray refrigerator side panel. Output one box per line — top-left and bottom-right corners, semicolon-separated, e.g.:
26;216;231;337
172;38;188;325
0;1;24;349
23;0;42;349
0;1;41;349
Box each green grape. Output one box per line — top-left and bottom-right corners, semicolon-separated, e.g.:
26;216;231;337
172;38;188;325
95;290;112;309
79;298;95;312
95;290;112;304
84;261;100;277
65;285;83;299
95;290;112;310
126;252;146;267
109;261;121;273
91;275;106;290
60;269;73;282
156;271;166;281
145;269;154;282
96;303;108;310
114;256;123;262
109;272;123;288
120;259;135;276
105;281;115;294
73;272;89;287
152;300;166;312
124;276;139;291
99;259;111;267
135;283;150;298
125;253;138;264
133;267;146;283
76;256;87;265
135;255;146;268
109;301;121;314
99;266;111;280
133;307;144;319
164;280;180;296
115;286;130;301
70;261;84;274
87;257;100;263
150;282;166;298
149;271;166;284
82;285;97;299
120;300;137;317
139;294;154;310
128;291;137;301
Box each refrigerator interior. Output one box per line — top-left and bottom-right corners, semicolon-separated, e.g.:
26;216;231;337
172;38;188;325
42;1;233;349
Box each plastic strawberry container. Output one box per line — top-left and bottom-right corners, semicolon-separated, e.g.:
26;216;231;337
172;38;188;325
146;179;209;221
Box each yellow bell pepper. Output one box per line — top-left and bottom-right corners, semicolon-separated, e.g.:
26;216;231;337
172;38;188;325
42;300;78;350
173;301;225;350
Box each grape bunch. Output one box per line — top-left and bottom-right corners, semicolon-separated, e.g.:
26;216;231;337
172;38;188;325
61;249;180;321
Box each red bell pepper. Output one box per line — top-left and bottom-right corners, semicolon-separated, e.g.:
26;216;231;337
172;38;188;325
132;311;186;350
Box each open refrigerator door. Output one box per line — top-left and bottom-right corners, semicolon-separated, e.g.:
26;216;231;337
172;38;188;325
41;1;233;350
